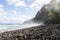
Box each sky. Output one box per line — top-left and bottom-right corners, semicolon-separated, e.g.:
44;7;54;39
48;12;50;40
0;0;51;23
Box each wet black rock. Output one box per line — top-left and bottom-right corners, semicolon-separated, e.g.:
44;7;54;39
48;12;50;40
0;24;60;40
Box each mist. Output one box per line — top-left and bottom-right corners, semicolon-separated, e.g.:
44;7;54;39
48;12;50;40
0;22;43;33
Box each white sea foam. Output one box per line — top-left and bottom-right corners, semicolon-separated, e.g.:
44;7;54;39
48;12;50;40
0;23;43;33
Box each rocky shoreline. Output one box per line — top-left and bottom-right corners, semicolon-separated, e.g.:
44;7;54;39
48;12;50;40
0;24;60;40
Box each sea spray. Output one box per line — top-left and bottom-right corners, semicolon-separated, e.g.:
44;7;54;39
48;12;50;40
0;22;43;33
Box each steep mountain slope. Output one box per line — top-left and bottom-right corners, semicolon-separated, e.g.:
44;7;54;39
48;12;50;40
33;5;49;23
24;5;49;23
25;0;60;24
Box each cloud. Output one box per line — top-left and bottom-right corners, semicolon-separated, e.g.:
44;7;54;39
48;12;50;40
30;3;40;9
0;4;7;17
15;1;26;7
0;4;4;8
30;0;51;9
0;4;8;22
0;4;28;23
9;10;18;16
4;15;32;23
27;0;31;2
6;0;17;4
0;4;31;23
5;0;27;7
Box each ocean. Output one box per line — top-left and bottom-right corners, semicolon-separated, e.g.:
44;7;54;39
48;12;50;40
0;23;42;33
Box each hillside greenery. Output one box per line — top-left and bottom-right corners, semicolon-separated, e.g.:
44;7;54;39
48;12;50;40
45;7;60;24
